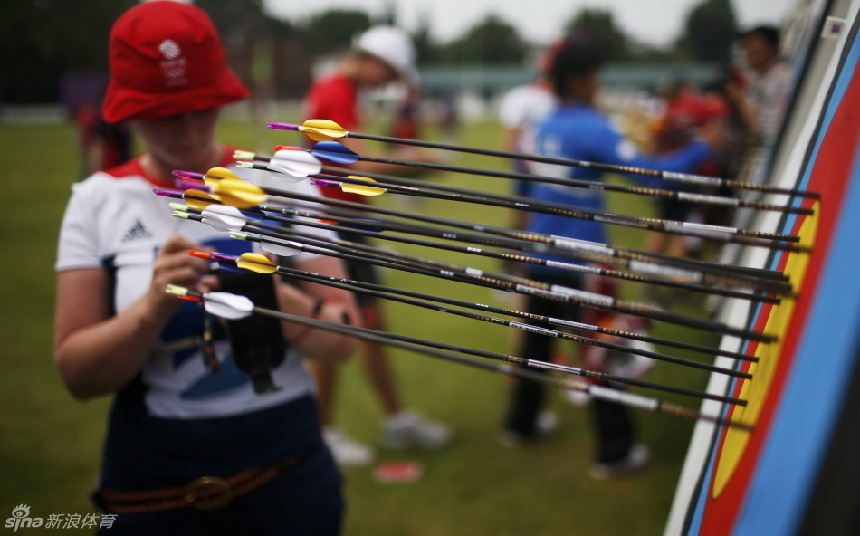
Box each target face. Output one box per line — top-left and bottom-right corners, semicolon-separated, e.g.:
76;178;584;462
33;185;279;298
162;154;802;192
666;3;860;534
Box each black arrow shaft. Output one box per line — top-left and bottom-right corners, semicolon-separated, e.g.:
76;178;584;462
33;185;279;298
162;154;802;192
258;204;779;304
342;129;817;200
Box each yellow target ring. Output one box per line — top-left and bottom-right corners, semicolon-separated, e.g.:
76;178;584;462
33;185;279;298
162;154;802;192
712;204;818;498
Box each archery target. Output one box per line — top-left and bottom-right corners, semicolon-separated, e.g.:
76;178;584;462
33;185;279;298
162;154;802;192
665;1;860;534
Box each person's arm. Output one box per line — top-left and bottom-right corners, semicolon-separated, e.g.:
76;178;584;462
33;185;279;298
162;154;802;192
275;254;358;363
724;80;760;140
53;234;211;400
589;119;716;188
307;77;438;177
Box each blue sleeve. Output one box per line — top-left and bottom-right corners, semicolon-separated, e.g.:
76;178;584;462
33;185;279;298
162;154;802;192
588;121;712;188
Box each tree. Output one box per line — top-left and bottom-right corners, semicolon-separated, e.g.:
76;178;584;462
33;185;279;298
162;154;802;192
680;0;738;63
564;8;630;61
304;9;371;56
412;10;438;65
0;0;136;104
441;13;527;65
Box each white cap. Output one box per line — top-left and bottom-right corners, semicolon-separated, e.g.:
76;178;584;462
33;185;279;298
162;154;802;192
353;25;417;83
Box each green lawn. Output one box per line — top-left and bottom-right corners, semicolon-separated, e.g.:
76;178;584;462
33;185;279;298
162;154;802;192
0;117;716;535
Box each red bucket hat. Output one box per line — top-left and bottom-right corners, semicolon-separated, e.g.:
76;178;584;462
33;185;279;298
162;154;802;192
102;0;250;123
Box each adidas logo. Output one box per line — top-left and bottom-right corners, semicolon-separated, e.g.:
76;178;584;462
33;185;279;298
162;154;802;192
121;219;153;242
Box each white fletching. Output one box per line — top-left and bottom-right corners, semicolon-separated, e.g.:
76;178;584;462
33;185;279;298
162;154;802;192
201;205;247;232
261;235;303;257
231;165;294;188
204;292;254;320
270;149;322;178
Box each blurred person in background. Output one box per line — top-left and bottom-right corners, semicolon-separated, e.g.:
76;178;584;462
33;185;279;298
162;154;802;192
53;2;356;533
726;25;792;149
74;84;133;179
303;25;450;466
501;39;723;480
645;78;726;265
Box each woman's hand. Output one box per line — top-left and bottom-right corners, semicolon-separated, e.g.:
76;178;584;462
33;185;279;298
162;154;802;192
146;234;212;319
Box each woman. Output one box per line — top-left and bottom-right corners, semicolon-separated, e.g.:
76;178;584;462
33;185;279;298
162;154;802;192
303;25;450;466
53;2;356;534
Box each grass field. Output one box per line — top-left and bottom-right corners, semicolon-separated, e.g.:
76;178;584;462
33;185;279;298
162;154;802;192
0;117;718;535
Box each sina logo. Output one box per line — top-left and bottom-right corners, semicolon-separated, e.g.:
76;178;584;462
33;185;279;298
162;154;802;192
4;504;44;532
158;39;181;60
121;219;153;243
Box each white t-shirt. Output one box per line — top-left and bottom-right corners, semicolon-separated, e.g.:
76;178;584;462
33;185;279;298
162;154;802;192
56;157;332;419
499;83;557;156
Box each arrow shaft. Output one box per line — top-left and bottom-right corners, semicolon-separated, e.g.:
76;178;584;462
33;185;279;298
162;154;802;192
228;216;774;344
228;250;757;363
316;169;801;247
350;152;812;215
180;286;751;428
253;188;791;291
337;128;816;201
257;204;779;304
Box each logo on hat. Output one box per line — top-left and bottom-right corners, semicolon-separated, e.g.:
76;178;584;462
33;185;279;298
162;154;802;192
158;39;181;60
157;39;187;87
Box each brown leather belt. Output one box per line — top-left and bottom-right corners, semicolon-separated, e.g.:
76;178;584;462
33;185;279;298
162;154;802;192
93;457;298;514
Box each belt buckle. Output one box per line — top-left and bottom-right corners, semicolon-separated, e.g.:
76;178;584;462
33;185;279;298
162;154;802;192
184;476;233;511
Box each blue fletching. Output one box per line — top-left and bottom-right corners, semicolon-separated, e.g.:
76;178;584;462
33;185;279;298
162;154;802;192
312;140;359;164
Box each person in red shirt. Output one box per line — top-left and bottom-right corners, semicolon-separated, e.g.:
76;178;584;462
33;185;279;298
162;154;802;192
304;25;451;465
645;79;726;263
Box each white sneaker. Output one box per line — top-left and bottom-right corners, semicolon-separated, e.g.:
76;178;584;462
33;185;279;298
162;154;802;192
323;427;375;466
380;411;451;450
589;443;650;481
498;410;559;447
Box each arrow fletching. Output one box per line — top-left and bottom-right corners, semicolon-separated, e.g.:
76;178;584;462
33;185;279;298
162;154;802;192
201;205;247;232
311;140;360;164
230;164;289;189
212;177;267;208
299;119;348;142
237;252;279;274
269;148;323;178
203;291;254;320
183;188;222;209
340;176;386;196
205;167;239;181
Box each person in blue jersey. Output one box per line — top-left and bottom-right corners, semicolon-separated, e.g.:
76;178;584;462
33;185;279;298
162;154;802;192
53;2;357;534
500;40;722;480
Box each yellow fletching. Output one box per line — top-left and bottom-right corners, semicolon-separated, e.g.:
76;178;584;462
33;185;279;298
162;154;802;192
237;253;278;274
205;167;239;180
212;177;266;208
184;188;222;209
299;119;348;142
340;176;386;196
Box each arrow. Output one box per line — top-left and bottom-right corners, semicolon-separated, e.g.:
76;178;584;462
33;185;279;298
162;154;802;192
189;249;759;364
242;151;807;250
207;171;801;292
196;172;793;293
166;284;753;429
303;140;811;216
186;201;782;304
188;251;749;404
267;119;818;200
165;284;254;320
181;172;791;292
207;213;776;343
